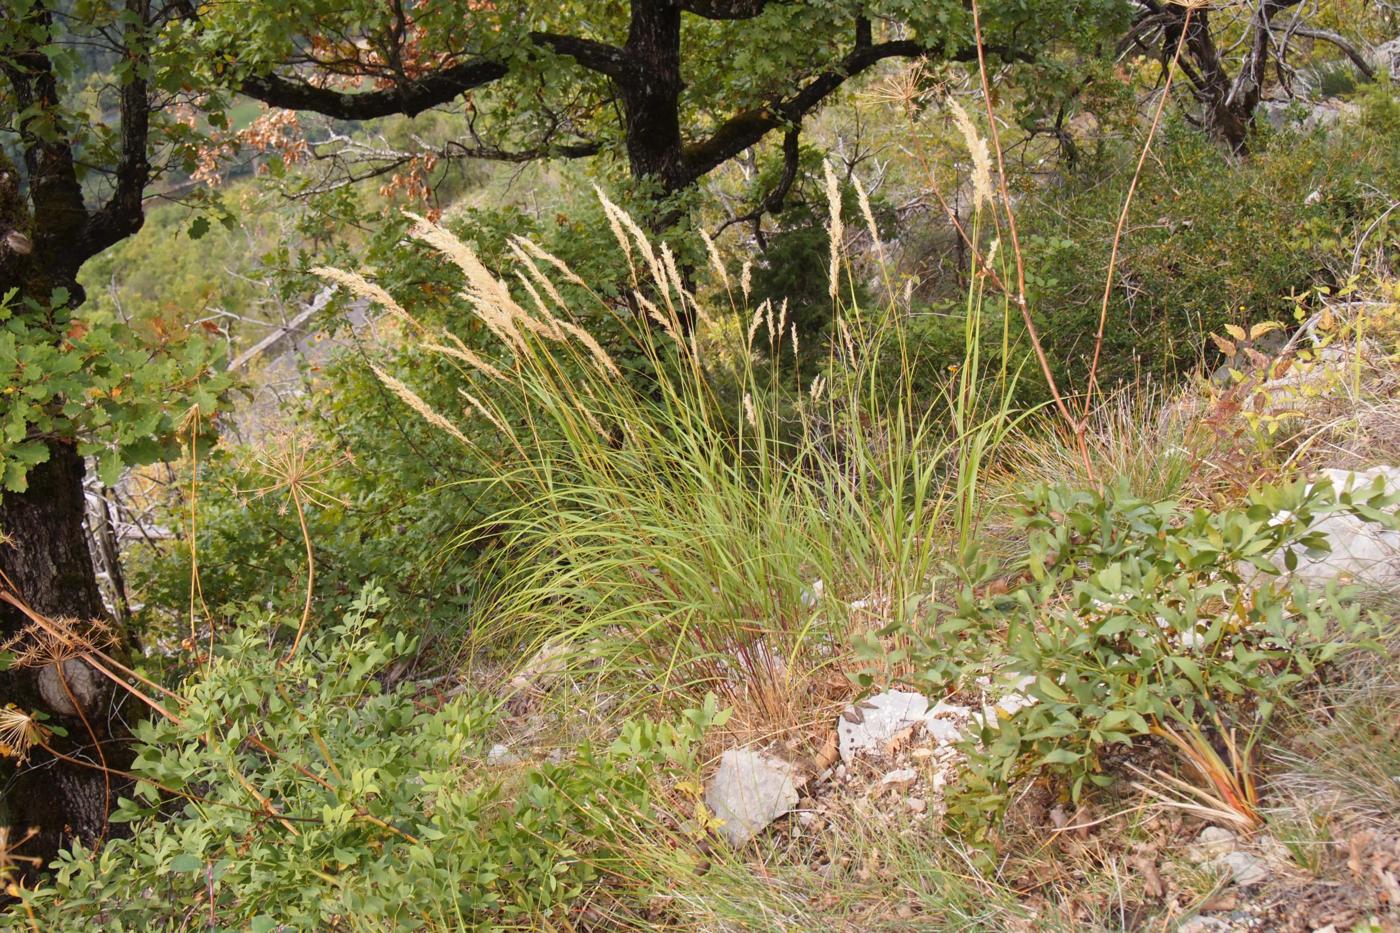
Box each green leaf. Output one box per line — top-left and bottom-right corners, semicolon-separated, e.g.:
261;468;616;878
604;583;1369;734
168;853;204;873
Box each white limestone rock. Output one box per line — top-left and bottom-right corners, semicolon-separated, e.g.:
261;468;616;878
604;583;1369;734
922;702;971;746
1274;466;1400;588
837;690;929;762
705;748;799;846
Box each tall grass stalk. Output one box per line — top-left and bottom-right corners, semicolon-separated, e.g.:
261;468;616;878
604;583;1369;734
321;182;1023;734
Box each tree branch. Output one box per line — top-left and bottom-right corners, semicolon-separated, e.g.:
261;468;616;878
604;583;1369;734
529;32;633;79
712;125;800;237
85;0;153;258
680;0;773;19
239;30;632;119
683;36;1010;186
239;59;510;119
1276;25;1377;80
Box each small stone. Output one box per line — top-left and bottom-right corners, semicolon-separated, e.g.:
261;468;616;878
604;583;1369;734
1189;826;1238;861
837;690;929;762
1186;826;1272;886
705;748;800;846
486;743;520;766
907;797;927;814
881;767;918;789
1178;919;1232;933
1219;849;1270;886
922;717;963;745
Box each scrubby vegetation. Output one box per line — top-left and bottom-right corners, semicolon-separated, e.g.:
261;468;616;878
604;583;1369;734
3;1;1400;930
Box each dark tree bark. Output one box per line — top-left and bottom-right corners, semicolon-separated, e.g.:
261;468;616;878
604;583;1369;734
0;443;134;875
0;0;151;876
619;1;689;193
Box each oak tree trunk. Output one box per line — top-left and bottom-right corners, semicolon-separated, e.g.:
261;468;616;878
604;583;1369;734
0;438;134;877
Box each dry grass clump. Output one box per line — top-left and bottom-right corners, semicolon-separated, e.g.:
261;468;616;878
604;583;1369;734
991;382;1205;504
1269;639;1400;831
309;168;1021;752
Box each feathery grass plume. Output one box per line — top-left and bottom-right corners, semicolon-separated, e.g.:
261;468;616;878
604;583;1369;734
636;291;680;344
370;364;471;445
404;210;558;342
403;211;529;353
558;319;622;378
595;188;668;305
311;266;424;333
741;260;752;303
660;241;713;329
742;393;757;428
824;160;845;301
747;300;768;349
809;373;827;402
853;174;885;263
837;316;857;362
513;271;559;330
508;242;571;330
699;228;730;290
458;388;509;436
426;338;506;382
947;98;993;210
595;186;634;266
791;323;799;360
513;235;587;288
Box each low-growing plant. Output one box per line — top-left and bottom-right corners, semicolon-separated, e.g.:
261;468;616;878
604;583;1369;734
936;475;1397;848
14;586;724;930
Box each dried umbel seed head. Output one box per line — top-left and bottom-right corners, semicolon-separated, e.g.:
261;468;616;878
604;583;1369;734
2;613;116;670
0;705;47;762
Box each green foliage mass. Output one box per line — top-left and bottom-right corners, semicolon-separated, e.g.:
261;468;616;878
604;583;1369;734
0;289;230;490
16;587;725;929
1015;100;1400;395
919;476;1397;847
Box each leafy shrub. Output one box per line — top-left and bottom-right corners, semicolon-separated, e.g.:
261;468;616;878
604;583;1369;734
919;476;1396;846
17;586;719;930
1012;103;1400;397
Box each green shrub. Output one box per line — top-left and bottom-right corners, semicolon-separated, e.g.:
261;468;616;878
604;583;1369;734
17;587;720;930
1011;101;1400;397
937;476;1397;847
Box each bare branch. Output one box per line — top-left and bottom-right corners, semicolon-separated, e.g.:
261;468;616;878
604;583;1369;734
712;125;801;238
1275;25;1377;80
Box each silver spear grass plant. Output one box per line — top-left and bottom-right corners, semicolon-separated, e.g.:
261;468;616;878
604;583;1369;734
320;166;1025;741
